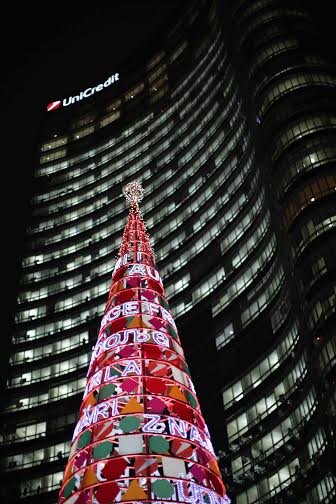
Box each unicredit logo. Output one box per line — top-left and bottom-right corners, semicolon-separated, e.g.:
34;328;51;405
46;72;119;112
47;101;61;112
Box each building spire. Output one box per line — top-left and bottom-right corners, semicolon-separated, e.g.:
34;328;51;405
58;185;230;504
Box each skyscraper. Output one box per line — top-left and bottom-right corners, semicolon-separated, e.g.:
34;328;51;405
2;1;335;504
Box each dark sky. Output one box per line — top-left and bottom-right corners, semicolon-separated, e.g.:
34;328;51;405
2;0;336;363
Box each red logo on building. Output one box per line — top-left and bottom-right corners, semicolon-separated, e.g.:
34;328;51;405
47;101;61;112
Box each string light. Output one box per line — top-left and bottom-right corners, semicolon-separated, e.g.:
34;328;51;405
118;181;155;259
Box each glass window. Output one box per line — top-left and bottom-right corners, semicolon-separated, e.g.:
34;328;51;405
40;136;67;152
216;323;234;350
73;125;95;140
147;51;165;70
100;110;120;128
40;149;66;164
125;82;144;101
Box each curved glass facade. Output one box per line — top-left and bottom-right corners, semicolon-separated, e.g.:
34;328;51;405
228;0;336;502
2;1;335;504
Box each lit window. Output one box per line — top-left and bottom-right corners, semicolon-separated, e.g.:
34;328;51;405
215;323;234;350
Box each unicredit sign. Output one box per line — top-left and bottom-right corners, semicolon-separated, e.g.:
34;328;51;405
46;72;119;112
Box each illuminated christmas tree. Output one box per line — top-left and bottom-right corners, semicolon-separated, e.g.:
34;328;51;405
59;182;230;504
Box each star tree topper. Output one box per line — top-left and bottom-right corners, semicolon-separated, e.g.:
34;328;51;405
123;181;144;207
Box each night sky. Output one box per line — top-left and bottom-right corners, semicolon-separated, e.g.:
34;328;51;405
1;1;335;373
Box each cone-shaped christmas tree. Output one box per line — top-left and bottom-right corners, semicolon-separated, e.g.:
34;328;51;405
59;182;230;504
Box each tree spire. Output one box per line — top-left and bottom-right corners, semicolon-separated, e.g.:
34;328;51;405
119;181;154;260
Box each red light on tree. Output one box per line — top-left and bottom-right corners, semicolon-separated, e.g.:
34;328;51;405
58;182;230;504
